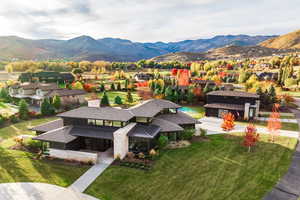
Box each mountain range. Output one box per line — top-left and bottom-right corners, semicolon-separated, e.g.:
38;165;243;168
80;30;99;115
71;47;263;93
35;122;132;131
0;34;276;62
151;29;300;62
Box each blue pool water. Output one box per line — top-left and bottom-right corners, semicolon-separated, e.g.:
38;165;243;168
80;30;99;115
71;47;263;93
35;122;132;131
178;107;198;114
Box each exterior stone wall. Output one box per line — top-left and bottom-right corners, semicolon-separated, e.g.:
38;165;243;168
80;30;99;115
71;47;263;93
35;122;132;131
113;123;136;159
49;148;98;164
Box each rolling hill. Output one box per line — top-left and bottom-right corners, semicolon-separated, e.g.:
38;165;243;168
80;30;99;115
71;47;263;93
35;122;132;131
150;45;297;62
260;29;300;49
0;34;275;62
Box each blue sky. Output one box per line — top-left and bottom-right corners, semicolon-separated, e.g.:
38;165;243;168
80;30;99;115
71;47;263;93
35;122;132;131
0;0;299;42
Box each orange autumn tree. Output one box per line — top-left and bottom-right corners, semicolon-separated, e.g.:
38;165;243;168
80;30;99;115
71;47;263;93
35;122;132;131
243;124;259;152
221;112;235;131
267;103;281;142
177;69;190;86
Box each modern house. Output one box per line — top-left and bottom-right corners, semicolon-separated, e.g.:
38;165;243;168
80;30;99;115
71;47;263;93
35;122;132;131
32;99;197;162
134;73;154;82
9;82;86;106
204;91;260;120
18;72;75;84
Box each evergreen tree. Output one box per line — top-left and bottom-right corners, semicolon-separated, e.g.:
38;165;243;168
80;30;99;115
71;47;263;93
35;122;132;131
99;83;105;92
117;82;122;91
126;91;133;103
41;98;55;116
164;86;174;101
268;85;277;104
187;90;195;103
173;90;179;103
114;96;123;105
110;83;116;91
52;95;61;110
18;99;29;120
178;90;186;103
124;79;129;90
100;92;110;106
203;83;211;94
0;88;11;102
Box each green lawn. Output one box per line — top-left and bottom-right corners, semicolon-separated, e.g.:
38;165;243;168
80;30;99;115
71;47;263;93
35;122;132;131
0;118;89;187
87;91;142;106
86;133;297;200
237;121;299;132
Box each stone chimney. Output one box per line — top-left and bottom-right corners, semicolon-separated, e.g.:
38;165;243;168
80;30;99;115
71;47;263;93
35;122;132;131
88;99;100;108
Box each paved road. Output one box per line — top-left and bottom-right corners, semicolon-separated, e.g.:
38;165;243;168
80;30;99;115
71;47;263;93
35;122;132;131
199;117;299;138
0;183;99;200
263;99;300;200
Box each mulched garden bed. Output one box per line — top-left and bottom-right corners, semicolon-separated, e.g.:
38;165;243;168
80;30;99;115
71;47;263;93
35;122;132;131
191;136;211;142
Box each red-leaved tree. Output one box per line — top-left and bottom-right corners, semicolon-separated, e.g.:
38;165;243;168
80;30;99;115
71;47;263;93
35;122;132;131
243;124;259;152
221;112;235;131
267;104;281;142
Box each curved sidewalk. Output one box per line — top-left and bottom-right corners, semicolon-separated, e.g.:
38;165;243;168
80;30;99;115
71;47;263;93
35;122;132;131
263;108;300;200
0;182;99;200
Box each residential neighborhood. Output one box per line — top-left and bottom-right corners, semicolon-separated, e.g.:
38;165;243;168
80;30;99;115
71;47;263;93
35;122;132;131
0;1;300;200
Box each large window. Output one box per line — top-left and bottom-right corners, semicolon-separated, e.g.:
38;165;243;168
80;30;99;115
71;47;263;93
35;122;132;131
95;120;104;126
136;117;148;123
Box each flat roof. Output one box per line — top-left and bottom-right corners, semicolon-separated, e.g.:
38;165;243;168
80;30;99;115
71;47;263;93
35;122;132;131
31;119;63;132
204;103;244;111
128;124;161;139
33;126;77;143
70;126;118;140
57;106;135;122
207;90;259;98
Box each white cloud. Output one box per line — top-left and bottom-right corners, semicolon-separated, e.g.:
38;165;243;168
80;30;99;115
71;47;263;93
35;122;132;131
0;0;298;42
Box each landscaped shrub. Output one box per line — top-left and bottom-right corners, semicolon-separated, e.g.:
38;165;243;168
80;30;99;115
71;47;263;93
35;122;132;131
18;99;29;120
158;135;168;149
0;116;5;126
114;96;123;105
181;129;194;140
200;128;207;137
10;115;20;123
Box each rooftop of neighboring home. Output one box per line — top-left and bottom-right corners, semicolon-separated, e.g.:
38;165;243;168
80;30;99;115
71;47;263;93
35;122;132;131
206;90;259;98
10;82;86;98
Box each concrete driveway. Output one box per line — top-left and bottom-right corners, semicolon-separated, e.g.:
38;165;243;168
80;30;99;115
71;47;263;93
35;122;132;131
199;117;299;138
0;183;99;200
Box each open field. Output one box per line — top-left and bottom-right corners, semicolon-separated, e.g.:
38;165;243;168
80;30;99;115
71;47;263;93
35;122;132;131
0;118;89;187
86;133;297;200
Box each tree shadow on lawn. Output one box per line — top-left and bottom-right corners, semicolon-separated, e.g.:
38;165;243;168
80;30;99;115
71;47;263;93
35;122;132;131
30;156;90;187
85;134;297;200
0;147;33;183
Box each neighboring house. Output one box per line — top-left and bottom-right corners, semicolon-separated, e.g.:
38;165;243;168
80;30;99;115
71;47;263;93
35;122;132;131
134;73;154;82
9;82;86;106
18;72;75;84
204;91;260;120
191;80;216;88
256;72;278;81
32;99;197;162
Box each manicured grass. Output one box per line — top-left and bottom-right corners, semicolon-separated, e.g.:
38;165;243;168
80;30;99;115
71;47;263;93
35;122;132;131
0;117;58;148
237;121;299;132
87;91;141;106
86;133;297;200
0;118;89;186
0;148;89;186
0;102;8;108
259;113;296;119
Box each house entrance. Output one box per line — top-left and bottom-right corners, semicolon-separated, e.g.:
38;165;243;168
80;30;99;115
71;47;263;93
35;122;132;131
218;109;228;118
84;138;113;152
